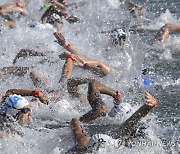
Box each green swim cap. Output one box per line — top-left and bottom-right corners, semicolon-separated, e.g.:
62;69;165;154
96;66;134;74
39;3;51;11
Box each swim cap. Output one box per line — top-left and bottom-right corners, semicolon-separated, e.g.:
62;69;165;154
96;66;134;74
87;134;113;151
110;28;126;45
143;78;152;88
142;68;149;75
39;3;51;11
50;13;61;21
2;95;29;115
109;103;132;117
119;103;132;114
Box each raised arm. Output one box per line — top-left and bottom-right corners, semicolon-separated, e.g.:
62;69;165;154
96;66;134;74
59;53;74;83
116;92;158;138
54;32;84;57
4;89;49;105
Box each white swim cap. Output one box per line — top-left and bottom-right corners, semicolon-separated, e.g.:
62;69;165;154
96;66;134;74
52;13;61;20
87;134;113;151
5;95;29;109
110;28;126;45
2;95;29;115
119;103;132;114
109;103;132;117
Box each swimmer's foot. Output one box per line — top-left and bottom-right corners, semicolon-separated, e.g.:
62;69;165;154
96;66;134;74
54;32;66;46
145;92;158;107
37;91;49;105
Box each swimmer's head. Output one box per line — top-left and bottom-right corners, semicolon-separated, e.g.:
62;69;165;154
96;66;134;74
87;134;112;151
142;68;149;75
108;103;132;117
2;94;30;116
110;28;127;46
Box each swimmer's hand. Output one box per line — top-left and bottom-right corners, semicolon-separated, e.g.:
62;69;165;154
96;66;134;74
113;91;121;104
35;91;49;105
145;92;158;107
54;32;66;46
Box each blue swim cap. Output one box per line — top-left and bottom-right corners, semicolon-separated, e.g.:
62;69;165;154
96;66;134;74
4;95;29;109
2;95;29;116
144;78;152;88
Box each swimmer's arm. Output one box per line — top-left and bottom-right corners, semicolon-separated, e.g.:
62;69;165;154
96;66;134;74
67;78;90;86
99;84;116;97
51;0;66;10
1;66;29;77
129;1;145;10
5;89;49;105
64;42;84;58
98;84;121;104
71;118;90;147
60;58;73;82
154;24;170;43
154;24;180;43
117;92;158;138
13;49;46;64
5;7;28;16
0;1;25;10
116;104;152;138
54;32;84;57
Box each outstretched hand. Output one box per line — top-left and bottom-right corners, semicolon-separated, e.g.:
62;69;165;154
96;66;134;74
54;32;66;46
37;92;49;105
145;92;158;107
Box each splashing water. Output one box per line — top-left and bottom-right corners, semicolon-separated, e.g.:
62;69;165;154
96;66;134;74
0;0;179;153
